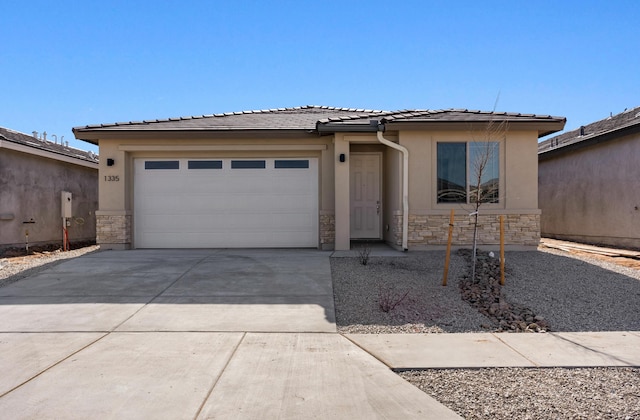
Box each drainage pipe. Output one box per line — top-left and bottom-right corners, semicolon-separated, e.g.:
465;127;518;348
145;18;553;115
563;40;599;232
376;129;409;251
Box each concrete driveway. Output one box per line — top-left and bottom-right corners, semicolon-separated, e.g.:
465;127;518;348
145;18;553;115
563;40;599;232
0;249;459;419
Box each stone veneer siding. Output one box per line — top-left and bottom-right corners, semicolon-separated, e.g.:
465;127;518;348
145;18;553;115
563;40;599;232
320;213;335;246
408;213;540;247
96;214;131;247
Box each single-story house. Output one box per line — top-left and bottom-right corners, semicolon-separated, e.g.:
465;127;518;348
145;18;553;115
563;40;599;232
538;106;640;249
0;127;98;251
72;105;565;251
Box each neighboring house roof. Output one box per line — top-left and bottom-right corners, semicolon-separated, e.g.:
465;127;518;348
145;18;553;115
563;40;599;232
539;106;640;158
0;126;98;167
73;105;566;144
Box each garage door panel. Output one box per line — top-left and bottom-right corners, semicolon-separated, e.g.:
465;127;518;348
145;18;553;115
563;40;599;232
134;158;318;248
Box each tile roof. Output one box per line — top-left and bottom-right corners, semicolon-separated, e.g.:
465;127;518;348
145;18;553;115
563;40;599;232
73;105;565;139
74;106;389;132
539;106;640;154
0;126;99;164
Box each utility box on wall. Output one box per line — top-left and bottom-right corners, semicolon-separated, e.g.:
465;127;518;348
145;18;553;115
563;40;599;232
61;191;72;218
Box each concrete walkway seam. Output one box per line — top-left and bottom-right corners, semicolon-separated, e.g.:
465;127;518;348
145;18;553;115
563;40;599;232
341;333;394;369
553;333;638;366
193;332;247;419
0;332;110;398
110;253;215;332
491;333;541;368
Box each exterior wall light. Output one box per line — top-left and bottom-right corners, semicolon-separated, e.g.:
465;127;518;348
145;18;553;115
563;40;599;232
107;158;115;166
339;153;346;163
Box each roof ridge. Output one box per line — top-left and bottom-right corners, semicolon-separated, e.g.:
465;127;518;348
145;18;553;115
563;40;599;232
78;105;396;129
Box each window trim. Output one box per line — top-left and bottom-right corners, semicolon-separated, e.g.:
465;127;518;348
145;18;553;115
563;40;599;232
435;140;503;207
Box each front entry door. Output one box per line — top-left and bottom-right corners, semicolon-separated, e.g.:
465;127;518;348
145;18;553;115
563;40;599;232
350;153;381;239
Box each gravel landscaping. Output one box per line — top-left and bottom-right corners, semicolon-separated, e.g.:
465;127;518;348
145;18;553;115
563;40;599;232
331;246;640;419
331;248;640;333
400;367;640;420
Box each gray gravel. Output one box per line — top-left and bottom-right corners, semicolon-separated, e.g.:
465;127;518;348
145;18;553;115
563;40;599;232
401;367;640;420
331;248;640;333
503;250;640;332
331;251;492;333
0;246;100;288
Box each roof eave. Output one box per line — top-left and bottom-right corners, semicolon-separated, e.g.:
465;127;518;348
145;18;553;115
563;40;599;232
539;121;640;160
73;128;319;143
316;121;380;134
383;119;566;137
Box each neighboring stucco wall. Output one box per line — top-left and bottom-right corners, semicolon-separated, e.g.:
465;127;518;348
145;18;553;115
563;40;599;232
0;148;98;249
539;133;640;249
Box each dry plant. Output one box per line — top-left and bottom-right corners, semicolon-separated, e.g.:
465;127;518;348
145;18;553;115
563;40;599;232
378;286;410;313
357;242;371;265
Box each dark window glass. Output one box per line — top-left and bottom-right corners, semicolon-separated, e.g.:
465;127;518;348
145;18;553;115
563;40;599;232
145;161;179;170
437;143;466;203
188;160;222;169
275;160;309;169
231;160;266;169
469;142;499;203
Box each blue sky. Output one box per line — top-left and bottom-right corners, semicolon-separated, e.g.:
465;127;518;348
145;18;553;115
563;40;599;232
2;0;638;153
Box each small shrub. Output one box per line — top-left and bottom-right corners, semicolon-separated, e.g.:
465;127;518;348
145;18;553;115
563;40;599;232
378;286;410;313
357;243;371;265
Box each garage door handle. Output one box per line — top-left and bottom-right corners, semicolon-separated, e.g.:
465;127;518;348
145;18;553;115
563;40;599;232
376;201;380;214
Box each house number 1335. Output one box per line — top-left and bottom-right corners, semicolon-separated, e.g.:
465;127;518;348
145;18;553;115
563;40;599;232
104;175;120;182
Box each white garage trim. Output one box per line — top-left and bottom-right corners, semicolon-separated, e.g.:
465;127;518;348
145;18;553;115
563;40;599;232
134;158;318;248
120;144;327;151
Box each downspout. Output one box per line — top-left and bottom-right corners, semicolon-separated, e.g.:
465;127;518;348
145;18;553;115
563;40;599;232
376;126;409;251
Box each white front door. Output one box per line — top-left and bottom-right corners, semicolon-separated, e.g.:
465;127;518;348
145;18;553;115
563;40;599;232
350;153;381;239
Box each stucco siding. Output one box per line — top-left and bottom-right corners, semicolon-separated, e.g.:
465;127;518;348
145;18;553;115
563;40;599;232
539;133;640;248
0;148;98;249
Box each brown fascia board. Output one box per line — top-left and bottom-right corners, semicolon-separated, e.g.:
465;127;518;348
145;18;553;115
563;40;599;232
538;121;640;161
73;128;319;144
383;119;566;137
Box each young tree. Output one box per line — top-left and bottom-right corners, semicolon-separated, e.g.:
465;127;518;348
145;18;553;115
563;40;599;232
469;119;506;282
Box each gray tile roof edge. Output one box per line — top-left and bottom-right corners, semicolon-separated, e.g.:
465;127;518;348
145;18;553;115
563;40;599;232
0;127;99;163
539;106;640;154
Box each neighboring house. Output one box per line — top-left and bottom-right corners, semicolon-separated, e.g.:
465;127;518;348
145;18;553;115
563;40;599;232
0;127;98;250
538;106;640;249
72;106;565;251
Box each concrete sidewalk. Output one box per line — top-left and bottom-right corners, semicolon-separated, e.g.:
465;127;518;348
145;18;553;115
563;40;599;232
346;331;640;369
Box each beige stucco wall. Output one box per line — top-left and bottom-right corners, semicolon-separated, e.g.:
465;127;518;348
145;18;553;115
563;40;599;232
0;148;98;249
539;133;640;249
92;126;542;250
396;129;541;248
95;135;335;249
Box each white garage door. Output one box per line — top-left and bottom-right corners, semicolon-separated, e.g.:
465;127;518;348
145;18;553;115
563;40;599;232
134;158;318;248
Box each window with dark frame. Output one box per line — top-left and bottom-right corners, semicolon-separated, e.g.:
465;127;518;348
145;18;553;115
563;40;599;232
231;160;266;169
188;160;223;169
274;160;309;169
145;161;179;170
436;142;499;204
